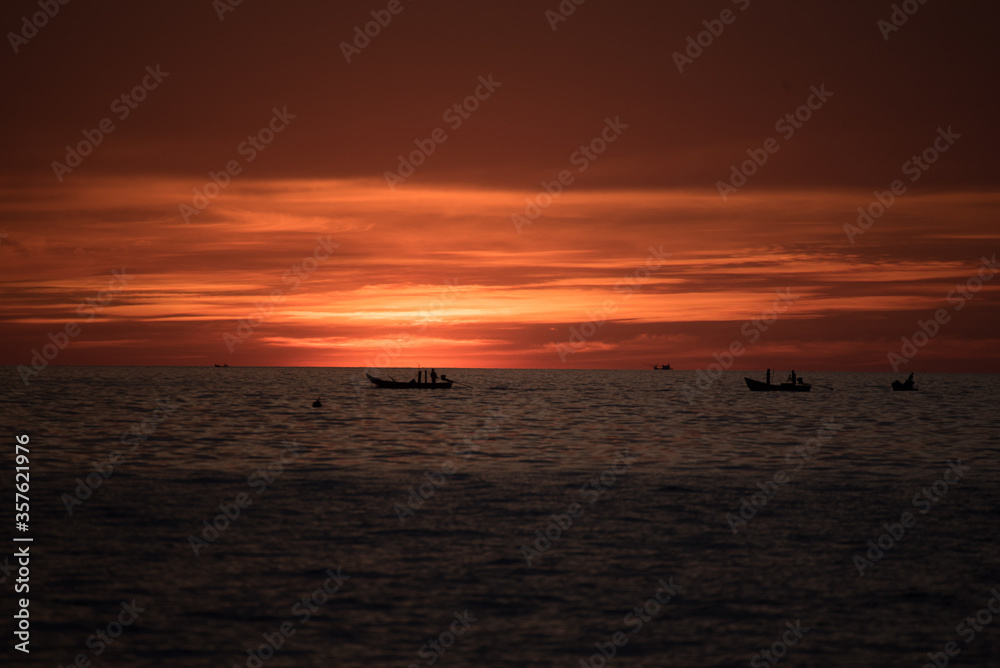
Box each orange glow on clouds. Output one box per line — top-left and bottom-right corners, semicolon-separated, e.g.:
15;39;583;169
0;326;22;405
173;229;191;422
2;176;999;371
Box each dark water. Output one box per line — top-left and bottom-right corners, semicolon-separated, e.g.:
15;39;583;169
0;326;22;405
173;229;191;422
2;367;999;667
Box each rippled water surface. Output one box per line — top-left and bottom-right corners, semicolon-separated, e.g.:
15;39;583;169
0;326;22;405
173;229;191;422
2;367;999;667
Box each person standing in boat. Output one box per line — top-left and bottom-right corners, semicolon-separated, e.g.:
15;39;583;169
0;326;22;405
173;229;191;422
788;370;796;385
430;369;438;385
766;369;771;385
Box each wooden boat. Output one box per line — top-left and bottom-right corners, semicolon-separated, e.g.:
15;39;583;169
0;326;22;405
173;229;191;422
892;380;917;391
745;377;811;392
365;373;453;389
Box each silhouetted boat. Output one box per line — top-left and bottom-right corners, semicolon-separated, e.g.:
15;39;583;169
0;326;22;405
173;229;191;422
650;363;672;370
892;380;918;391
366;373;454;389
745;377;811;392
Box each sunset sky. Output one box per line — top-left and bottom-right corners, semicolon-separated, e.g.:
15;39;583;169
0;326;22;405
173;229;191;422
2;0;998;371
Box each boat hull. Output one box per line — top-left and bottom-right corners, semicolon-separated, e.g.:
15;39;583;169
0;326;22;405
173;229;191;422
365;373;453;389
745;377;811;392
892;381;917;391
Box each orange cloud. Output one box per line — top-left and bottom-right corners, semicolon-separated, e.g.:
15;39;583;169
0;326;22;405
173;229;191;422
2;176;998;371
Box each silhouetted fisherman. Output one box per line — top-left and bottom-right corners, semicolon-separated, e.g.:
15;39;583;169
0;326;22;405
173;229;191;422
766;369;771;385
430;369;438;384
788;370;797;385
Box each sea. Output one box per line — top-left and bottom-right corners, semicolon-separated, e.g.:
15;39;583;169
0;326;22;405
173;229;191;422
2;366;999;667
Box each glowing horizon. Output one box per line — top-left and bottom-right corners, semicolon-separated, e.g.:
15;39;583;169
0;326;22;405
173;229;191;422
3;176;997;373
3;1;998;375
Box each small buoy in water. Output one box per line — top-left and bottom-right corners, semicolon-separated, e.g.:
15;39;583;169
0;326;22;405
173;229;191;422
312;397;322;408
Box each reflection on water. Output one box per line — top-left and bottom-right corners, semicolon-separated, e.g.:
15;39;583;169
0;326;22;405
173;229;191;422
2;367;998;666
9;367;998;473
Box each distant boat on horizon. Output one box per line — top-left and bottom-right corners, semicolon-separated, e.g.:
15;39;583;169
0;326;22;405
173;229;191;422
745;374;811;392
366;373;454;389
650;363;672;370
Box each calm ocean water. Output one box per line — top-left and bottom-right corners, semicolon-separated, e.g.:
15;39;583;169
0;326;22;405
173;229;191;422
2;367;999;667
